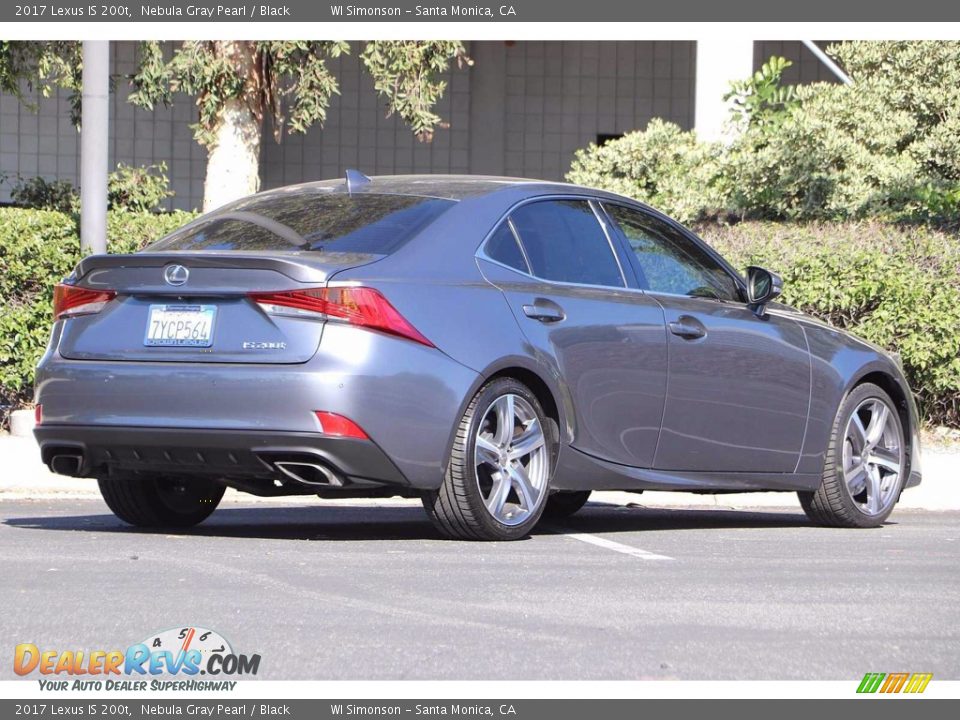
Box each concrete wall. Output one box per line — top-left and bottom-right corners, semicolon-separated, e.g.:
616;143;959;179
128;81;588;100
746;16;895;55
0;40;832;211
754;41;840;84
259;41;696;192
0;42;209;211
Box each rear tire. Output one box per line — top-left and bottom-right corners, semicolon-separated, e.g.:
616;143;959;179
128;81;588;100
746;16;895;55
423;378;556;541
98;475;225;528
543;490;591;520
799;383;906;528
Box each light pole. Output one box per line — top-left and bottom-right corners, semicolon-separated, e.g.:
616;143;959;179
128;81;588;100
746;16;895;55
79;40;109;255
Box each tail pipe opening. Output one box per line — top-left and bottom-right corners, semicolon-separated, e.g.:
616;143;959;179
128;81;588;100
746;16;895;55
49;453;84;477
272;460;345;487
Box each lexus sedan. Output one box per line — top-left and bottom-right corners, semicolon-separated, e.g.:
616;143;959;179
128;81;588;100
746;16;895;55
33;172;922;540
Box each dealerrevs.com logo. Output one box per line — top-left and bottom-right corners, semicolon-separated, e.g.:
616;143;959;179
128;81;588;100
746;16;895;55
14;627;261;692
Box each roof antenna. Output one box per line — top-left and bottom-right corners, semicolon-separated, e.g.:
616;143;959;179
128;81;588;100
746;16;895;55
345;169;371;193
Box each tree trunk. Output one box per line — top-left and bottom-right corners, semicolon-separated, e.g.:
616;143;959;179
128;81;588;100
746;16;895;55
202;42;261;212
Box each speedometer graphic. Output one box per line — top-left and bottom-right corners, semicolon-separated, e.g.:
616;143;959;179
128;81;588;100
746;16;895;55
138;626;233;675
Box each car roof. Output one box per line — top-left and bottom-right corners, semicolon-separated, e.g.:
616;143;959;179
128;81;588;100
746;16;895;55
255;173;601;202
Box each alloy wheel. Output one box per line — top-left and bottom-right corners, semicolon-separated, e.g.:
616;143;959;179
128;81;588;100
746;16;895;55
474;393;549;526
842;397;904;517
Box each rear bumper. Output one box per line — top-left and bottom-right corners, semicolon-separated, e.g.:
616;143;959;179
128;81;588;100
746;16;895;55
33;323;481;489
34;425;409;492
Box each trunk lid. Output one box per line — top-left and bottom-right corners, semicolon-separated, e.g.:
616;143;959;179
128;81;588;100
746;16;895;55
58;251;381;364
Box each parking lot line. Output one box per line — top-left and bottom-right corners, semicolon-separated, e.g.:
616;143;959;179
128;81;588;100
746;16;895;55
555;529;675;561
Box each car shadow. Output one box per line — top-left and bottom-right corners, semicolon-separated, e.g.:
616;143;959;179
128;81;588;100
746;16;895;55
2;501;816;542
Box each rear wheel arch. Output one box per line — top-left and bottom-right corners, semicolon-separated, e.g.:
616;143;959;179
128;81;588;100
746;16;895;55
440;361;569;477
487;367;562;433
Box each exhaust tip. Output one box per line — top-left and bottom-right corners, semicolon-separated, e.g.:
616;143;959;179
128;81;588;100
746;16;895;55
274;461;344;487
49;453;83;477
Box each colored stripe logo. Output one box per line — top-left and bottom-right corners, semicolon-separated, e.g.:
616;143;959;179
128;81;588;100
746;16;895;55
857;672;933;694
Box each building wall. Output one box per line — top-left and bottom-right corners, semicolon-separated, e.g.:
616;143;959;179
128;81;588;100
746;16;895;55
0;40;831;211
754;41;841;84
0;42;208;211
259;41;696;193
500;41;695;179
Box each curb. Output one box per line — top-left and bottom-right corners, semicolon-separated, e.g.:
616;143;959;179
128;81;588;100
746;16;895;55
2;434;957;511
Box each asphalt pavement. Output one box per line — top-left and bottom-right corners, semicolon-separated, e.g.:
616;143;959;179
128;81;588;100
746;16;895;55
1;496;957;681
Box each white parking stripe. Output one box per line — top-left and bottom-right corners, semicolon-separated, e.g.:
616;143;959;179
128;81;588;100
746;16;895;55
557;530;674;561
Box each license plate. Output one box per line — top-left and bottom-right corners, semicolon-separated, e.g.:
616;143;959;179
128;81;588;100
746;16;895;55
144;304;217;347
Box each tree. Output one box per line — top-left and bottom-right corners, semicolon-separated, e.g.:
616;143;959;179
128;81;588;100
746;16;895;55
0;41;83;124
129;41;471;211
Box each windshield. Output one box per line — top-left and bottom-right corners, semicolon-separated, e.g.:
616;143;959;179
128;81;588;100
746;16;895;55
146;192;455;254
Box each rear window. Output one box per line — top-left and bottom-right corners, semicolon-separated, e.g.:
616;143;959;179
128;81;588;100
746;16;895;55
147;192;455;254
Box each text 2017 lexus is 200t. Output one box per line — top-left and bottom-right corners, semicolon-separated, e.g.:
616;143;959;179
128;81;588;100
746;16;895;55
33;172;921;540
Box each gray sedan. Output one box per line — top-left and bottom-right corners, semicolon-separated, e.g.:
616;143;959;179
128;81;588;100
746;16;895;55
33;173;922;540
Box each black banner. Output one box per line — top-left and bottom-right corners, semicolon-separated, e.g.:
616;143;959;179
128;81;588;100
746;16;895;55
3;0;960;23
1;699;959;720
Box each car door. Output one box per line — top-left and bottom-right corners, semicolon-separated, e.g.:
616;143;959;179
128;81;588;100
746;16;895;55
477;198;668;468
602;203;811;473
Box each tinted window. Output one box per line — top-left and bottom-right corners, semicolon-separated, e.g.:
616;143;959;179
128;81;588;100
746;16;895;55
605;204;740;301
510;200;623;287
484;222;529;272
147;192;454;254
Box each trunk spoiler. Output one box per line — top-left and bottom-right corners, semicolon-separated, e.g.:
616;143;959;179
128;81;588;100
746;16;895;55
73;251;384;284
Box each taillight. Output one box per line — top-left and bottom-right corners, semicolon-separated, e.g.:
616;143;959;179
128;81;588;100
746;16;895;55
53;283;116;320
34;404;43;425
314;411;369;440
249;287;433;347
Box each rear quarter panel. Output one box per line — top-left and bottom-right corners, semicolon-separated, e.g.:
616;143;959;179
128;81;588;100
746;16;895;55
327;188;579;455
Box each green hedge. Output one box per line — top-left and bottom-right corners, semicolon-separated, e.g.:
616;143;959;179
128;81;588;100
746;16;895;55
0;208;196;417
1;208;958;429
700;221;960;426
568;43;960;226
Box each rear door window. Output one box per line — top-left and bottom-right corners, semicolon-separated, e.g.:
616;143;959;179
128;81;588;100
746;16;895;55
147;192;455;254
509;200;624;287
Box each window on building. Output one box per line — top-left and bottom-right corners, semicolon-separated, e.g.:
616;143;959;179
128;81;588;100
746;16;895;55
596;133;624;146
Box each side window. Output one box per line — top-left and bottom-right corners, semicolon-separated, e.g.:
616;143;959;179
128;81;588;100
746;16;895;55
605;204;740;301
509;200;624;287
484;222;529;273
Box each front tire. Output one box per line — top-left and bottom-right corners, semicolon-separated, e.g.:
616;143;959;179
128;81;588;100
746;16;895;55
799;383;906;528
423;378;555;541
98;475;225;528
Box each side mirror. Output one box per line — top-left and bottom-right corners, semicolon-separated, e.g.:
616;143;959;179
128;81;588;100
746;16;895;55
745;266;783;315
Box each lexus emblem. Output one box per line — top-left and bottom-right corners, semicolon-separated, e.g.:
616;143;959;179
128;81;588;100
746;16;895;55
163;264;189;286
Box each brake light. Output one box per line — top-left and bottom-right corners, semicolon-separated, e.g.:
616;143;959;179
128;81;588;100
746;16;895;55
53;283;116;320
314;411;369;440
34;404;43;425
249;287;433;347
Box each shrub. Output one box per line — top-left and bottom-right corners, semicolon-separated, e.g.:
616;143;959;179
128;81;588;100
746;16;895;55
725;55;799;132
568;42;960;225
566;119;728;224
7;162;176;214
108;162;174;212
10;176;77;212
0;207;196;420
699;221;960;426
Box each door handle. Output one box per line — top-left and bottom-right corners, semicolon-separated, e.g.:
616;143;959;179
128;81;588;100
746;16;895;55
522;301;565;323
668;318;706;339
